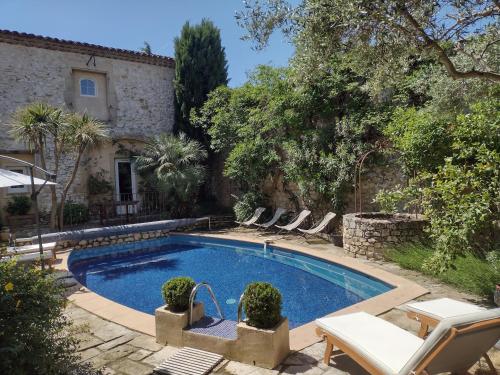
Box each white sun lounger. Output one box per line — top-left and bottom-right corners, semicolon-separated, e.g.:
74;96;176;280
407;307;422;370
298;212;336;236
255;208;287;229
275;210;311;233
235;207;266;226
316;309;500;375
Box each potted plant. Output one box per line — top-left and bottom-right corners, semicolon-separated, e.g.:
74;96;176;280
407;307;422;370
155;276;203;346
236;282;290;369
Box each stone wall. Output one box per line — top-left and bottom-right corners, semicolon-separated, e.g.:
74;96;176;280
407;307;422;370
343;213;427;259
0;41;175;211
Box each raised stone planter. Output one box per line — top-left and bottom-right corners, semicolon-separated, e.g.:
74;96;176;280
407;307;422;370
343;212;427;259
155;302;204;346
234;318;290;369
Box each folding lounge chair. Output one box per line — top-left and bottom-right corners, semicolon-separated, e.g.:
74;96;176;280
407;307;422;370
255;207;287;229
401;297;496;372
298;212;336;237
316;308;500;375
235;207;266;226
275;210;311;233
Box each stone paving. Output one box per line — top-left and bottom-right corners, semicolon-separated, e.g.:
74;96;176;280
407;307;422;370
67;229;500;374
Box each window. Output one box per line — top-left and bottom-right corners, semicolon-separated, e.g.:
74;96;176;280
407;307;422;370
80;78;96;97
7;167;28;194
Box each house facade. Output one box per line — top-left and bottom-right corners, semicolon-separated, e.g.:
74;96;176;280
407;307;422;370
0;30;175;221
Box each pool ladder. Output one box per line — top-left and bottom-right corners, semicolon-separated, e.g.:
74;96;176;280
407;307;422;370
189;282;225;325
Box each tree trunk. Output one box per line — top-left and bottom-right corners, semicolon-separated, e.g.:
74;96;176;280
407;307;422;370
57;149;83;230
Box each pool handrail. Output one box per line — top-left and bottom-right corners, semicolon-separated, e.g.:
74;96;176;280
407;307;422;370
189;282;225;325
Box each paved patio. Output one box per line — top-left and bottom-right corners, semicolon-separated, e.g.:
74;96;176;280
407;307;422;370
65;229;499;374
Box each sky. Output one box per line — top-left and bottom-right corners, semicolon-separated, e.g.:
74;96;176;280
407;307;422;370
0;0;295;87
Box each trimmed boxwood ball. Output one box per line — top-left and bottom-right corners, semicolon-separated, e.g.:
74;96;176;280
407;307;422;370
161;276;196;312
243;281;282;329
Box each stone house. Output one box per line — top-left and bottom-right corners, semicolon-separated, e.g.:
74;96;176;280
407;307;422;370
0;30;175;222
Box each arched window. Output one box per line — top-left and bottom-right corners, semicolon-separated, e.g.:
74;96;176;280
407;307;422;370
80;78;96;97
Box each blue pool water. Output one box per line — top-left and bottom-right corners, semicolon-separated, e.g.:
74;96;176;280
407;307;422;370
69;235;393;329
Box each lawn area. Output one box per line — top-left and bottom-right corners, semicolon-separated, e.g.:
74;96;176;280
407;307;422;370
385;244;500;297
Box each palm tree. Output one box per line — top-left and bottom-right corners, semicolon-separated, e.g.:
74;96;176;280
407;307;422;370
136;133;207;216
10;103;67;228
57;113;108;229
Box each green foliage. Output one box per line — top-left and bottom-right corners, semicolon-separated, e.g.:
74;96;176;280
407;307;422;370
233;192;264;222
6;195;32;216
374;185;421;214
385;108;451;173
174;19;228;143
192;64;385;212
0;260;102;374
135;133;207;218
243;282;282;329
161;277;196;312
63;202;89;225
88;170;112;195
385;244;500;297
237;1;500;91
384;97;500;271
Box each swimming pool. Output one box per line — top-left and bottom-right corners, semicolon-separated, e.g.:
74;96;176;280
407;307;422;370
68;235;393;329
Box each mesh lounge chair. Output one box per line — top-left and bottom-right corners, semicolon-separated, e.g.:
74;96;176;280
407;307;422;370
275;210;311;233
298;212;336;237
316;308;500;375
236;207;266;226
255;208;287;229
400;297;496;372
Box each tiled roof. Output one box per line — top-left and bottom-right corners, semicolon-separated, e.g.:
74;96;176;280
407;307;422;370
0;29;174;67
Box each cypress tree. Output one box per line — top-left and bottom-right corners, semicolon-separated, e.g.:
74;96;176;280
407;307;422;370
174;19;228;144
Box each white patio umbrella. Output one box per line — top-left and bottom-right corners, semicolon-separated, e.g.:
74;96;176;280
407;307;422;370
0;157;57;270
0;168;57;188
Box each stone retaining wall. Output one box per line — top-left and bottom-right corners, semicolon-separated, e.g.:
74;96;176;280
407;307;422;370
343;213;427;259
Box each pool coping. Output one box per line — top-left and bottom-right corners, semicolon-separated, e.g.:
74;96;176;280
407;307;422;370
58;231;428;351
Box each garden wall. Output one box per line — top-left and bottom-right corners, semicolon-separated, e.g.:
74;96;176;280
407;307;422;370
343;213;427;259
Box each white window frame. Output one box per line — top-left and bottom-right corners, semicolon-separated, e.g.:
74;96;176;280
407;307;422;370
79;78;97;97
6;166;29;194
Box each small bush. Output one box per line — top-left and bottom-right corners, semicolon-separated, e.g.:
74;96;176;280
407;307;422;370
243;282;282;329
6;195;31;215
233;192;263;222
63;202;89;225
161;276;196;312
0;259;103;374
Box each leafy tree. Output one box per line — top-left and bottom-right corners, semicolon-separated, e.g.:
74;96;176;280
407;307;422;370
192;64;386;213
174;19;228;144
10;103;69;228
57;113;108;229
379;96;500;271
237;0;500;86
0;260;102;374
135;133;207;217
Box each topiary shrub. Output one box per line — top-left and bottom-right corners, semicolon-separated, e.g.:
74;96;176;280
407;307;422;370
161;276;196;312
6;195;31;216
243;282;282;329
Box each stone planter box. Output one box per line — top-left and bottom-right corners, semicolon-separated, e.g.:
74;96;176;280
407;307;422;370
343;212;427;259
155;302;204;346
234;318;290;369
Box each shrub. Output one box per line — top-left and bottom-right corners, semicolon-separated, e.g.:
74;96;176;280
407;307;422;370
243;282;282;329
63;202;89;225
0;259;103;374
385;244;500;297
233;192;264;222
161;276;196;312
6;195;31;215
